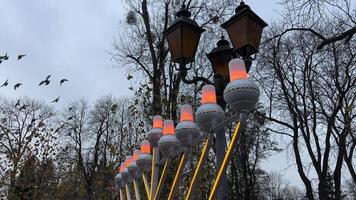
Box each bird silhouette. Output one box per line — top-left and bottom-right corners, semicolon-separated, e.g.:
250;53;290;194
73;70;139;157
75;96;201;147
14;83;22;90
39;75;51;86
17;55;26;60
19;104;28;111
60;79;68;86
14;99;20;107
0;52;9;60
51;96;60;103
0;79;8;87
68;107;73;111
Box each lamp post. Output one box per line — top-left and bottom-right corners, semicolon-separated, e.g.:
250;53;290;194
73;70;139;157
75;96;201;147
164;1;267;199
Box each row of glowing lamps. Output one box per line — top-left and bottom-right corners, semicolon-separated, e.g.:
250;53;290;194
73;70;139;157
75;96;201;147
115;58;260;199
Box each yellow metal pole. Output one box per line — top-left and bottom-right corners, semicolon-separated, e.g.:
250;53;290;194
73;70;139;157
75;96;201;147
208;121;241;200
153;160;170;200
149;148;156;200
119;188;125;200
185;135;213;200
142;174;150;199
125;184;132;200
167;152;188;200
133;180;141;200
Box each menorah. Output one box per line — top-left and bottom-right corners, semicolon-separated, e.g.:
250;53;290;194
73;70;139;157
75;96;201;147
115;1;267;200
115;57;259;200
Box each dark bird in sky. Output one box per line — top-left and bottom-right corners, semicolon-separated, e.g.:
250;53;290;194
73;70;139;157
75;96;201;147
68;107;73;111
67;116;73;120
17;55;26;60
0;52;9;61
0;79;8;87
14;99;20;107
39;75;51;86
14;83;22;90
60;79;69;86
19;104;28;111
51;96;60;103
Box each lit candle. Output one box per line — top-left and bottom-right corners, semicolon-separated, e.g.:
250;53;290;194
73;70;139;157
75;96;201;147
140;140;151;154
153;115;163;129
133;149;141;161
180;105;194;122
125;156;133;168
119;163;125;173
228;58;248;81
163;119;175;135
202;85;217;104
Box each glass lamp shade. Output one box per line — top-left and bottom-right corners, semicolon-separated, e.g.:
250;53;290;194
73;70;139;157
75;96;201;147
229;58;248;81
163;120;175;135
180;105;194;122
207;36;233;78
119;163;125;173
133;150;140;161
221;2;267;57
125;156;133;168
153;115;163;129
164;5;205;65
202;85;217;104
140;140;151;154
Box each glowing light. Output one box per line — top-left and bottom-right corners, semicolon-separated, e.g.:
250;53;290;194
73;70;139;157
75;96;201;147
228;58;248;81
163;120;175;135
119;163;125;173
133;149;141;161
202;85;217;104
180;105;194;122
153;115;163;129
125;156;133;168
140;140;151;154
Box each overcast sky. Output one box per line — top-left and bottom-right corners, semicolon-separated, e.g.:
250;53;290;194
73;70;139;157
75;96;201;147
0;0;306;187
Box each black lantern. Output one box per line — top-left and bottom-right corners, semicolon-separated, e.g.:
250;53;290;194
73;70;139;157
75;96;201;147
164;5;205;66
207;35;234;79
221;2;267;58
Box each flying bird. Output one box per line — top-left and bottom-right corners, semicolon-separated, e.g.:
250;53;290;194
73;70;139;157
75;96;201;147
14;99;20;107
39;75;51;86
19;104;28;111
60;79;68;86
17;55;26;60
51;96;60;103
0;52;9;60
0;79;8;87
14;83;22;90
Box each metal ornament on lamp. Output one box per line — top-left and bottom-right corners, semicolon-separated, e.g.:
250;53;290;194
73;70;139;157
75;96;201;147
146;115;163;147
128;150;141;178
120;163;129;184
115;173;123;188
136;140;152;172
158;120;181;156
223;58;260;113
175;105;201;147
195;85;225;132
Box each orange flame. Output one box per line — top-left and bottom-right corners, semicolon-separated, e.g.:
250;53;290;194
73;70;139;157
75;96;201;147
202;85;217;104
180;105;194;122
163;120;175;135
133;150;141;161
140;140;151;154
119;163;125;173
229;58;248;81
125;156;133;168
153;115;163;128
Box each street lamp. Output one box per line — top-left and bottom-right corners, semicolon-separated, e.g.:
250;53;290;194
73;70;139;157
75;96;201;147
164;1;267;200
221;1;267;72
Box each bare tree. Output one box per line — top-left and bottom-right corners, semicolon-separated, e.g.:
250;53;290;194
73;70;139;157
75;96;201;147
255;0;356;199
0;97;56;197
